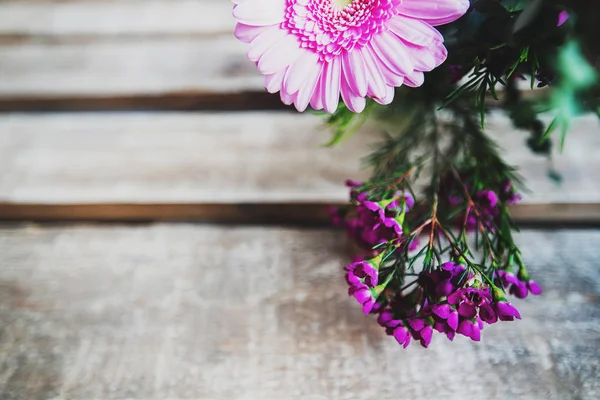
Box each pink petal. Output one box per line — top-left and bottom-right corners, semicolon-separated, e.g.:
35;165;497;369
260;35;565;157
264;69;286;94
283;51;320;95
360;46;387;99
258;34;304;75
294;62;323;112
397;0;470;26
280;90;296;106
234;23;273;44
232;0;287;26
370;31;414;77
342;50;368;97
404;71;425;87
371;52;405;87
322;58;341;113
372;85;395;105
340;70;367;113
403;41;447;72
387;16;444;47
310;75;324;111
247;25;288;62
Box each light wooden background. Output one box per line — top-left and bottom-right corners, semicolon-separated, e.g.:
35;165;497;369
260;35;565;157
0;1;599;399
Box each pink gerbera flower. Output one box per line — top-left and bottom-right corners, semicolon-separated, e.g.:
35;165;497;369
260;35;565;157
233;0;469;113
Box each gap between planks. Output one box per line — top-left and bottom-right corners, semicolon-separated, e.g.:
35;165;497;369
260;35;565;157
1;202;600;227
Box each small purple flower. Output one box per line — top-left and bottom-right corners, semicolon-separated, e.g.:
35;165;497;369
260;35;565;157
527;280;542;295
388;192;415;212
345;259;379;287
557;10;569;27
415;325;433;348
434;321;456;341
377;309;402;329
478;190;498;208
448;287;491;319
327;206;344;227
352;286;378;314
363;201;388;223
393;326;411;348
478;303;498;324
457;319;481;342
432;303;459;331
494;301;521;321
509;280;529;299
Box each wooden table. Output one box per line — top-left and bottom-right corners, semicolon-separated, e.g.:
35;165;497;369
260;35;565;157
0;1;599;399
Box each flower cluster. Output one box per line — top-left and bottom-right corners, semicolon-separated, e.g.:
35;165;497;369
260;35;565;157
330;180;416;254
334;175;541;349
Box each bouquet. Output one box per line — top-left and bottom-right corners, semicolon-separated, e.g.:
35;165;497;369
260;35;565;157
232;0;599;348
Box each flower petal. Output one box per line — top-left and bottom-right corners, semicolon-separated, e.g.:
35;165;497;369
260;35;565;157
264;69;286;94
294;62;323;112
342;50;368;97
232;0;287;26
397;0;470;27
360;46;387;99
258;34;304;75
247;25;288;62
387;15;444;47
284;51;321;95
370;31;414;77
234;23;274;44
340;72;367;113
322;58;341;113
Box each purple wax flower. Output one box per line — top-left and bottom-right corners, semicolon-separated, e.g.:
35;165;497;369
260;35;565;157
494;301;521;321
557;10;569;27
448;287;492;319
527;280;542;295
393;326;411;348
345;259;379;287
457;319;481;342
352;286;378;314
478;303;498;324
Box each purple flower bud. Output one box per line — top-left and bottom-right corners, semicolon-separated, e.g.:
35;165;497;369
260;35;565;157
479;304;498;324
557;10;569;26
432;303;452;319
509;281;528;299
458;303;477;319
393;326;411;348
494;301;521;321
418;325;433;348
408;318;426;332
447;310;459;331
527;280;542;295
458;319;481;342
345;179;362;188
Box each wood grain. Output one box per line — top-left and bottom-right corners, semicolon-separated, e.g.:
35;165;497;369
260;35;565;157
0;111;598;208
0;0;234;38
0;224;598;399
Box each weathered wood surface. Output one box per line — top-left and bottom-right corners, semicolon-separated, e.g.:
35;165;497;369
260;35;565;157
0;0;234;37
0;225;598;399
0;112;598;206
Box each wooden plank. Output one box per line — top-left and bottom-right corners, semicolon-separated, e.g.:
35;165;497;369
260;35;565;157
0;37;263;96
0;225;598;398
2;203;600;226
0;0;234;37
0;111;598;210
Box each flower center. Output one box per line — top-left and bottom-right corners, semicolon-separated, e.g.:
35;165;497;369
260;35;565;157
282;0;399;62
331;0;353;10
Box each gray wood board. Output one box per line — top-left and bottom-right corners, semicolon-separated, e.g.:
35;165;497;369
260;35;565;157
0;224;598;399
0;112;598;204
